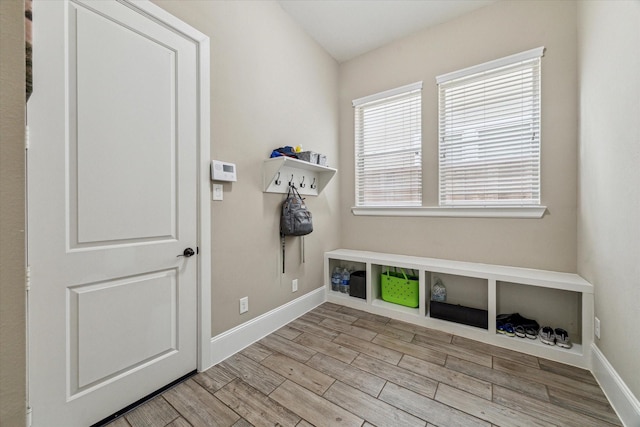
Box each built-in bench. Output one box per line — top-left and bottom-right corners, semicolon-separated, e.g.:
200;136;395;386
325;249;594;368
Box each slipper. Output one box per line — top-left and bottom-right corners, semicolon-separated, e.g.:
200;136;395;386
539;326;556;345
514;325;526;338
502;323;515;337
496;313;512;324
555;328;572;349
525;326;538;339
509;313;540;331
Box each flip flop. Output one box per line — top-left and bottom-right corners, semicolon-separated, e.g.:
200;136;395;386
555;328;572;349
539;326;556;345
525;326;538;339
502;323;515;337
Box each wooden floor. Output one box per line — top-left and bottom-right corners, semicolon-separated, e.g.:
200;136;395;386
106;303;621;427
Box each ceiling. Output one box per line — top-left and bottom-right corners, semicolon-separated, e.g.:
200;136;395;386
277;0;496;63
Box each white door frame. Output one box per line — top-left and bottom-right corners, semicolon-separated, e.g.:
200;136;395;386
102;0;212;371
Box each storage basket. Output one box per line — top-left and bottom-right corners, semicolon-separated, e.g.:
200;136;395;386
297;151;318;164
349;270;366;299
381;267;419;308
430;301;488;329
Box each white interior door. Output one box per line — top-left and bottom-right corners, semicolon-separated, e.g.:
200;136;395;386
27;1;205;425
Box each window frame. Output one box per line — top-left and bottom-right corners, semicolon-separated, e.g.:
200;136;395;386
352;81;423;208
436;47;545;208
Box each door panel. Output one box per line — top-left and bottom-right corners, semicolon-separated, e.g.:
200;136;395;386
73;4;177;244
28;1;201;425
70;268;178;394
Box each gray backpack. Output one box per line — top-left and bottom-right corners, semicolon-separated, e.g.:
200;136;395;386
280;185;313;236
280;185;312;273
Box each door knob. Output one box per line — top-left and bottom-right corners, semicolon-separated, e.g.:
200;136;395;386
177;248;195;258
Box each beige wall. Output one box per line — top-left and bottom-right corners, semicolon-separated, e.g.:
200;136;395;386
153;0;340;335
0;0;27;425
338;0;578;272
577;0;640;398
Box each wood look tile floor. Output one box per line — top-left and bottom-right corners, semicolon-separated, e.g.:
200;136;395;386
106;303;621;427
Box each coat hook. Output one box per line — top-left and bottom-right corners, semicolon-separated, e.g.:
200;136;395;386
310;177;317;189
300;176;306;188
275;171;281;185
288;174;294;186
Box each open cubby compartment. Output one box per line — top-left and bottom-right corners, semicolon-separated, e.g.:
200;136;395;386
327;257;366;276
497;281;582;345
428;272;489;329
326;257;367;300
370;263;421;316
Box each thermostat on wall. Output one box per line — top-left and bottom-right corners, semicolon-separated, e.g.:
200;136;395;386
211;160;237;182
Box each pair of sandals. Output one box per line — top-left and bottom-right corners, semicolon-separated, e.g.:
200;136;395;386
539;326;572;349
496;313;539;339
497;322;538;339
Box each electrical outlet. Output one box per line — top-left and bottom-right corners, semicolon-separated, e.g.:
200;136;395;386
292;279;298;292
594;316;601;339
239;297;248;314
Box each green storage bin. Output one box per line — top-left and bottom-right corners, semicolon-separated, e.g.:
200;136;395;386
381;267;419;308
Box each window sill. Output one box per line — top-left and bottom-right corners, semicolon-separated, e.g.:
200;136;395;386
351;206;547;219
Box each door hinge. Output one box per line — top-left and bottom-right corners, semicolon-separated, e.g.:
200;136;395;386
27;406;32;427
26;265;31;292
25;125;30;150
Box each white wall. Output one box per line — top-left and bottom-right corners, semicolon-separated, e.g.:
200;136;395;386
577;0;640;399
338;0;579;273
153;0;340;335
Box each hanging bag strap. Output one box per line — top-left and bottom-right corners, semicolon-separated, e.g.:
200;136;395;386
290;183;304;201
280;183;296;274
281;234;285;274
286;182;293;199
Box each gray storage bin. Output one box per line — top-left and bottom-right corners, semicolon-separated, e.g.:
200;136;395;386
349;270;366;299
297;151;318;163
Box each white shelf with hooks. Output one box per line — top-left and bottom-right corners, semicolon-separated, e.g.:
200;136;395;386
263;157;337;196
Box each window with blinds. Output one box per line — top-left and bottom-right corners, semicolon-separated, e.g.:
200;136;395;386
353;82;422;207
437;47;544;207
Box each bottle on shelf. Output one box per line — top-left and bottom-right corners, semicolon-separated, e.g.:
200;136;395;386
331;267;342;292
431;276;446;302
340;268;350;294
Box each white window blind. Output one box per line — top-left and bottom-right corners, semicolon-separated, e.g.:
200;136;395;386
437;47;543;207
353;82;422;207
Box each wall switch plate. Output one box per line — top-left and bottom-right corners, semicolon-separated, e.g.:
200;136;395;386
239;297;248;314
292;279;298;292
213;184;223;201
594;316;601;339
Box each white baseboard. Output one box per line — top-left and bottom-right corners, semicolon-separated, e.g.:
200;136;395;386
206;287;326;369
591;344;640;426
